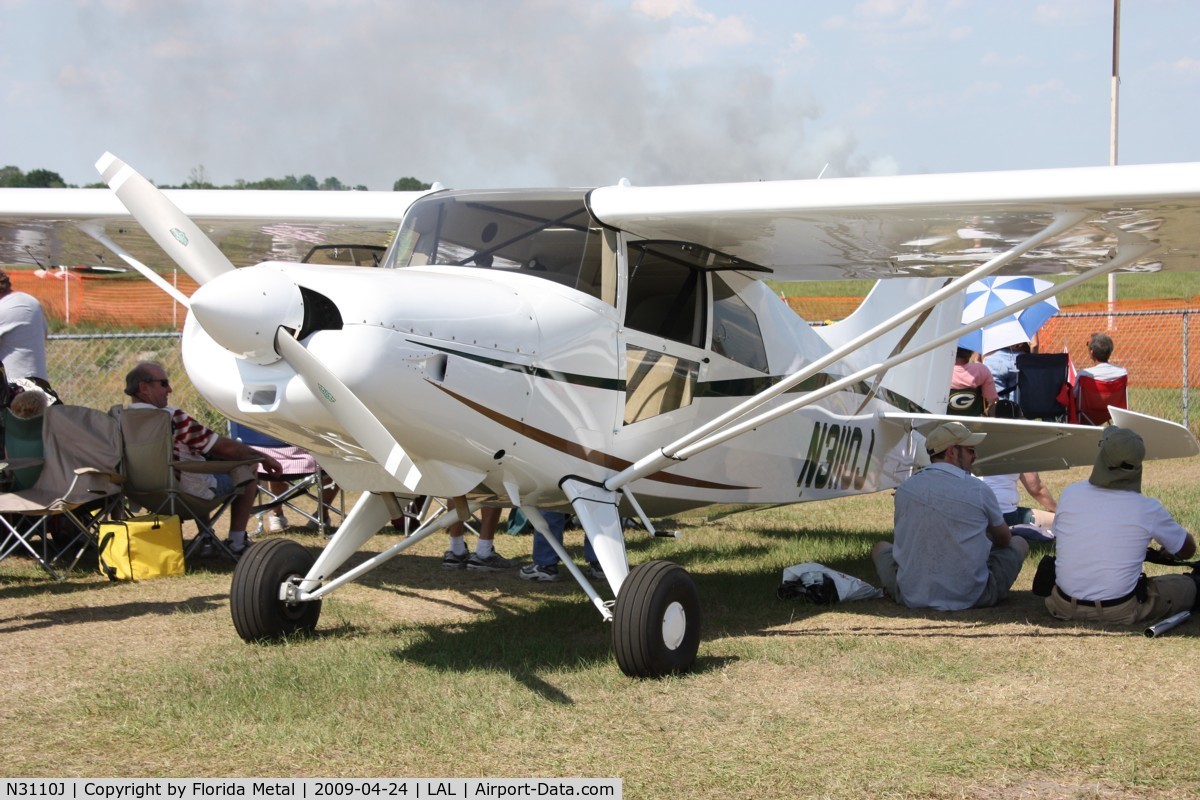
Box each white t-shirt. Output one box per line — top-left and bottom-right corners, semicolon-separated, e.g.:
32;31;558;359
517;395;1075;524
980;474;1019;514
1078;363;1127;382
1053;480;1189;601
0;291;49;381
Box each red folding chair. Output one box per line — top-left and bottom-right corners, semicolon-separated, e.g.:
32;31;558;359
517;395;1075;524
1075;374;1128;426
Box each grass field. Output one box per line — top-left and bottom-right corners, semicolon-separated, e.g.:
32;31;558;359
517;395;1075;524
770;271;1200;306
2;459;1199;798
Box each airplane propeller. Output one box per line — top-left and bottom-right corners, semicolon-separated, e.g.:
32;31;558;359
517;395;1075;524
96;152;425;492
95;153;236;285
273;329;424;491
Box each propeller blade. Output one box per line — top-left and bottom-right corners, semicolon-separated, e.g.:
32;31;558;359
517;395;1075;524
274;329;424;491
95;152;235;285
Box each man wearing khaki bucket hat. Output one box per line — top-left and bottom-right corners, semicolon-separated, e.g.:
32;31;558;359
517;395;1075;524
1047;426;1198;625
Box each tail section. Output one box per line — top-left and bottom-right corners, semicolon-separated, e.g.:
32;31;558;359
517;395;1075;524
814;278;960;414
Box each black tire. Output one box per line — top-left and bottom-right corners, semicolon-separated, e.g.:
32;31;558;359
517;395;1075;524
611;560;701;678
230;537;321;642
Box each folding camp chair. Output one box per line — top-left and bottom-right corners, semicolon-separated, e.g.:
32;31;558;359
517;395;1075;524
113;406;259;563
1076;373;1129;426
3;408;45;490
228;421;343;536
1015;353;1072;422
0;405;124;580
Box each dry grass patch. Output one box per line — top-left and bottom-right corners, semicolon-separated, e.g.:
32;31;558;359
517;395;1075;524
1;460;1199;798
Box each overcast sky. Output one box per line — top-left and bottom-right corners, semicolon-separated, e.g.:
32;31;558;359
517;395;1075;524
3;0;1198;190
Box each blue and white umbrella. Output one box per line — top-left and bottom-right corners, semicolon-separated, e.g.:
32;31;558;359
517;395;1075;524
957;276;1059;354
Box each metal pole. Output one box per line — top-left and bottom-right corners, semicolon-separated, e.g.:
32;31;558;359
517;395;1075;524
1107;0;1121;314
1184;310;1190;432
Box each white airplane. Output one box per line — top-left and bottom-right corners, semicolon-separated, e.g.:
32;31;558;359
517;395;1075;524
3;155;1200;678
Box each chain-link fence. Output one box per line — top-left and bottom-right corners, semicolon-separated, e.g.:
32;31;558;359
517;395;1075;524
46;304;1200;436
47;332;221;429
1039;308;1199;432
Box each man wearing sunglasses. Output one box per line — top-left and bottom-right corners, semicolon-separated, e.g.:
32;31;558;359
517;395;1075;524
872;421;1027;610
124;360;282;555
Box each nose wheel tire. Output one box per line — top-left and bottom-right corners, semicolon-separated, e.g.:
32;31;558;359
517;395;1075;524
611;560;701;678
231;537;321;641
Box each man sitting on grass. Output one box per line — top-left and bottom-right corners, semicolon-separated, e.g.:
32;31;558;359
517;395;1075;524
872;421;1028;610
1047;426;1198;626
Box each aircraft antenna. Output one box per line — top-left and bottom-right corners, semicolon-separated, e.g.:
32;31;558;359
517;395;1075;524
816;164;829;180
22;246;45;268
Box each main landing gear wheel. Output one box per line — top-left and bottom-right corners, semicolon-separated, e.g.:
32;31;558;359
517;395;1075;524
231;537;321;642
611;560;701;678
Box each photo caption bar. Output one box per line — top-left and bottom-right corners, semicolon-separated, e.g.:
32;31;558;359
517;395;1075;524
0;779;622;800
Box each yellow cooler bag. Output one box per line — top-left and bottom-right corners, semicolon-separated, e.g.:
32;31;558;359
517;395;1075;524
97;514;185;581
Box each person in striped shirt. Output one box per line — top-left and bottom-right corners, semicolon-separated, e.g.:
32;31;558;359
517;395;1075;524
125;361;282;555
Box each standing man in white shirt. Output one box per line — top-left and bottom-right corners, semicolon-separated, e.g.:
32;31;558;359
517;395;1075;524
0;269;56;399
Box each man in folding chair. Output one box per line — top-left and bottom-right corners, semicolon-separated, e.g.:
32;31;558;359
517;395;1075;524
1075;332;1129;425
124;361;282;555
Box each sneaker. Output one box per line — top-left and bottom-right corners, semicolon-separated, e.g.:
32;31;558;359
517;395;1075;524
266;514;288;533
467;551;518;571
442;549;469;569
585;561;605;581
518;563;560;582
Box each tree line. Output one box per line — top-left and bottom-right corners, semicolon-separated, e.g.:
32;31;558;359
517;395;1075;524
0;164;431;192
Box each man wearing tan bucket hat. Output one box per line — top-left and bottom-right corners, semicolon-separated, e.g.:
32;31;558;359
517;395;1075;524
872;421;1028;611
1047;426;1198;625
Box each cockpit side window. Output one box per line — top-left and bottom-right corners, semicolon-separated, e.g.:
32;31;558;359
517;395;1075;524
711;274;769;372
624;242;707;348
385;193;609;303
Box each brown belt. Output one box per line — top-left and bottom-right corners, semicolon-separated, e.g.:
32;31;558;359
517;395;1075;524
1053;585;1137;608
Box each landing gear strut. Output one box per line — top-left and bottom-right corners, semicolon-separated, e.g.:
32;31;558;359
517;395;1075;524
611;560;701;677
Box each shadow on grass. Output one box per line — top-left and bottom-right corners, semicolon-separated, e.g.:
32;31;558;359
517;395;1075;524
0;593;228;632
164;530;1200;694
380;586;739;702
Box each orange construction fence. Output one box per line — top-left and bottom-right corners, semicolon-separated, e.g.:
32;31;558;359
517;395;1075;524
15;270;1200;390
13;269;197;330
786;295;1200;391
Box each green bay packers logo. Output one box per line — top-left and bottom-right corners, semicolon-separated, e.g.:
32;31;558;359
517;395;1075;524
947;388;984;416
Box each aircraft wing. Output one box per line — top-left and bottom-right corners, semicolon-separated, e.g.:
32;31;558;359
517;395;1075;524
879;407;1200;477
0;187;428;269
8;162;1200;279
588;162;1200;280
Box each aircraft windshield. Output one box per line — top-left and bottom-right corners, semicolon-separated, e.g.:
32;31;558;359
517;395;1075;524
385;191;608;302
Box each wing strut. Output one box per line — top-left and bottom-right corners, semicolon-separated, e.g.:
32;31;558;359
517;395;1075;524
78;221;192;308
606;212;1152;491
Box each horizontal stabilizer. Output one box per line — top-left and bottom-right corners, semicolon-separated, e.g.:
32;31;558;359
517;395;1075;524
879;410;1199;477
